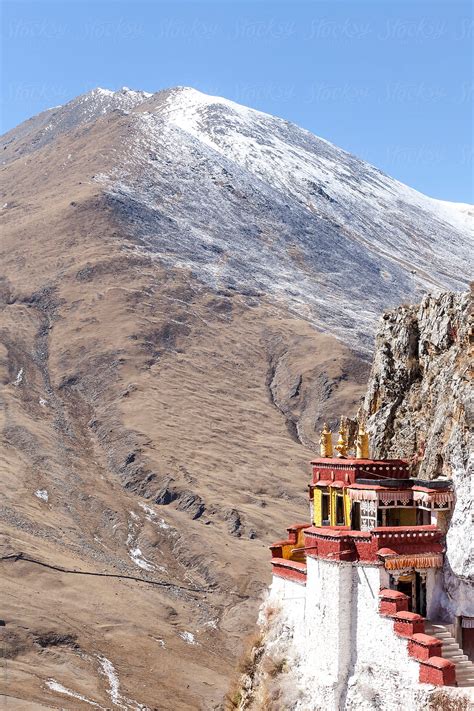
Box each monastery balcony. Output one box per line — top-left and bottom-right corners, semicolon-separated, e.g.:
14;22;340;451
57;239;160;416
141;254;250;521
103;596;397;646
303;524;444;564
373;525;444;560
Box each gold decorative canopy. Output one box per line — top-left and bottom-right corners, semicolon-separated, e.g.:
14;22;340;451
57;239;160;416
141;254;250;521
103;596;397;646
318;416;370;459
356;422;370;459
319;422;333;458
335;417;348;458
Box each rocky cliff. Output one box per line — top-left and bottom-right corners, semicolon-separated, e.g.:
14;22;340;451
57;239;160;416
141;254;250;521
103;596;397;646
363;288;473;625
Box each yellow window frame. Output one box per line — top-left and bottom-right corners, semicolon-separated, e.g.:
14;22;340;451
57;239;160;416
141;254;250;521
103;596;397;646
313;488;323;526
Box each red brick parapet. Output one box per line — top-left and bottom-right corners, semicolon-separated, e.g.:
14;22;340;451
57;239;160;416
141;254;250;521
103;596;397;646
408;634;442;661
372;526;444;557
300;525;444;564
419;657;456;686
379;589;409;615
304;527;378;562
310;457;410;485
392;611;425;637
271;557;307;585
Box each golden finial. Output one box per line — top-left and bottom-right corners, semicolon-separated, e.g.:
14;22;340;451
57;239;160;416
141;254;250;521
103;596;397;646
356;421;370;459
319;422;333;457
335;416;348;458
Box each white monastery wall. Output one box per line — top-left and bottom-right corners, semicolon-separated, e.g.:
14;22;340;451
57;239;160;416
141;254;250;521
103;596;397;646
345;564;427;711
267;560;436;710
267;574;306;632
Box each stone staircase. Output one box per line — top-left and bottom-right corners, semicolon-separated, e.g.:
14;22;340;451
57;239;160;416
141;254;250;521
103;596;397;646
425;622;474;687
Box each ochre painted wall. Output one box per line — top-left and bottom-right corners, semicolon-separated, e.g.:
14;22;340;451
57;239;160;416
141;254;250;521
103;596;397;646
281;527;307;560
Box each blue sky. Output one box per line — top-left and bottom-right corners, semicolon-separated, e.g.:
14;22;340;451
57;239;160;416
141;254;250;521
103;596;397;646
1;0;472;202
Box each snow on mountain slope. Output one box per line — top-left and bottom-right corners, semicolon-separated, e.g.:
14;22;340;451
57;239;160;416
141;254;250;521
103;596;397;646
162;87;472;238
1;87;152;161
0;87;471;709
433;200;474;230
3;86;472;353
101;87;473;351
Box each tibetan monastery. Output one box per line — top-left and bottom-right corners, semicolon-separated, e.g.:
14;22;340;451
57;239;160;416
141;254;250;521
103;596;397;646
269;419;473;694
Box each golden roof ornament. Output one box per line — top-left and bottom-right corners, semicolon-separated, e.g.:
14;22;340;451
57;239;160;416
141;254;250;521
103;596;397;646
335;417;348;458
319;422;333;457
356;421;370;459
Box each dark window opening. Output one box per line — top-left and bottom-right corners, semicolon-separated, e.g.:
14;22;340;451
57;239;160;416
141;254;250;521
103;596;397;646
416;508;431;525
386;509;401;526
336;495;345;525
322;493;330;524
396;579;413;611
416;572;427;617
351;502;361;530
462;627;474;663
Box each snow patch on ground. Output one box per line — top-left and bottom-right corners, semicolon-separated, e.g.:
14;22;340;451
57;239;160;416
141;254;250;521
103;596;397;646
126;515;155;571
179;631;197;645
129;546;154;571
203;618;218;629
126;511;167;572
97;655;149;710
138;501;170;528
150;635;166;648
97;655;122;707
14;368;23;385
34;489;48;502
46;679;105;708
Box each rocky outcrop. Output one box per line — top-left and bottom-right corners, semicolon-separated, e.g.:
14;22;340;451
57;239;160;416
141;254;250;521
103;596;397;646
363;290;472;480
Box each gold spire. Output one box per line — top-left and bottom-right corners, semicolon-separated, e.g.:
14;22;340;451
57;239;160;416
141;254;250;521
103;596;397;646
335;417;348;458
319;422;333;457
356;421;370;459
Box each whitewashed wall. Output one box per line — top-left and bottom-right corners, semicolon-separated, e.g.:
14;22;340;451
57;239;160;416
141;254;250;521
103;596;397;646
267;560;437;710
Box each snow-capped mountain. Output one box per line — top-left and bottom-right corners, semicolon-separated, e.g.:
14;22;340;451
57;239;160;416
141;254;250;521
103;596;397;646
3;86;472;352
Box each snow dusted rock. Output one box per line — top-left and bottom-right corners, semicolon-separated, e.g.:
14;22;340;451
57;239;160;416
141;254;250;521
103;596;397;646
1;87;152;160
